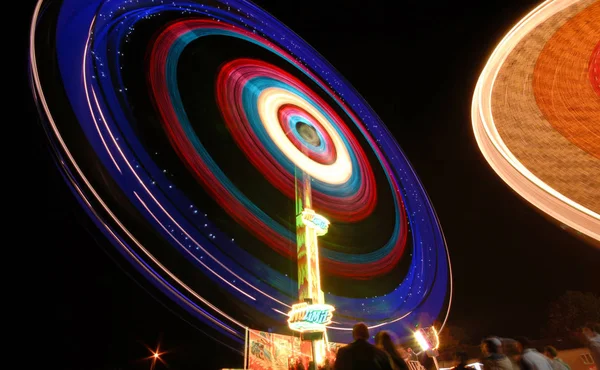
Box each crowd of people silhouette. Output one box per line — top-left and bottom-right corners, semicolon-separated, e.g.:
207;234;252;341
289;321;600;370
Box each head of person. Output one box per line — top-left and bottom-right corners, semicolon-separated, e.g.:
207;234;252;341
582;322;600;339
502;339;520;358
455;351;469;365
352;322;370;341
375;330;397;353
407;347;414;354
543;346;558;359
481;338;501;355
514;337;531;353
397;345;408;359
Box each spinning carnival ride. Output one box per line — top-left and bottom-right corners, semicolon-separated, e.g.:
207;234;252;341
472;0;600;245
30;0;452;350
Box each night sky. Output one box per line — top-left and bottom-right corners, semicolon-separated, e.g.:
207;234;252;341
20;0;600;369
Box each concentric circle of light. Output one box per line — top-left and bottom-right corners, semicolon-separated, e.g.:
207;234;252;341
472;0;600;245
257;86;353;185
213;58;375;222
30;0;452;345
281;109;336;164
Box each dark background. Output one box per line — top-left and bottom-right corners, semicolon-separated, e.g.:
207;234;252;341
19;0;599;369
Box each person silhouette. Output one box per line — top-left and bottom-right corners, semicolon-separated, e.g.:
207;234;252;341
334;323;393;370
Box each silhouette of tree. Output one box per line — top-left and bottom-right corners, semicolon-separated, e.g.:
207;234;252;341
544;291;600;338
438;325;472;360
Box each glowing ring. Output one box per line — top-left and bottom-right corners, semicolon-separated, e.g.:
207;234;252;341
278;105;338;165
214;58;375;222
257;87;352;184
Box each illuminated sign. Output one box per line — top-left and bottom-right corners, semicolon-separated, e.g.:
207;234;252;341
301;209;330;236
287;302;334;332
